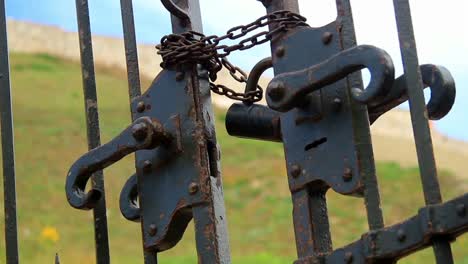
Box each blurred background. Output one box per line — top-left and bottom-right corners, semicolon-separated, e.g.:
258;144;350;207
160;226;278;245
1;0;467;263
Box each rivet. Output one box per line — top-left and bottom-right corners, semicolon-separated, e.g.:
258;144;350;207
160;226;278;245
143;160;152;173
189;182;199;195
267;82;285;102
333;98;342;111
290;164;302;178
344;252;354;263
176;71;184;81
343;167;353;182
322;32;333;45
148;224;157;236
275;46;285;58
456;204;466;217
136;101;146;113
132;123;148;141
397;229;406;242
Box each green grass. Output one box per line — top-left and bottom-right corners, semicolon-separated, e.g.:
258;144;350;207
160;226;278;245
0;53;466;263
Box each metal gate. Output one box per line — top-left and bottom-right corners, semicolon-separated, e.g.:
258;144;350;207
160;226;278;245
1;0;467;263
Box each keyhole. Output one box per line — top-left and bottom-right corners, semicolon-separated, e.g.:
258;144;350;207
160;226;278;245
305;137;328;151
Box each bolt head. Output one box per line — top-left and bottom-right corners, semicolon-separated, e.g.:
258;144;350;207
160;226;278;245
456;204;466;217
275;46;285;58
267;82;285;102
344;252;353;263
322;32;333;45
176;71;184;81
397;229;406;242
143;160;152;173
189;182;199;195
333;98;342;111
148;224;157;236
290;164;302;178
343;167;353;182
136;101;146;113
132;123;148;141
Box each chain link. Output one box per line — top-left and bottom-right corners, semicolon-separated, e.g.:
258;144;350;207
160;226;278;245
156;10;308;103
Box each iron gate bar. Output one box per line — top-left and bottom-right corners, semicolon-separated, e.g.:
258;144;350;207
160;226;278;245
262;0;334;260
392;0;454;262
335;0;386;233
0;0;19;263
74;0;110;263
119;1;157;262
166;1;231;262
120;0;142;102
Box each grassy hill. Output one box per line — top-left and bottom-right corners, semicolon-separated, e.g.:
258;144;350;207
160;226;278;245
0;53;466;263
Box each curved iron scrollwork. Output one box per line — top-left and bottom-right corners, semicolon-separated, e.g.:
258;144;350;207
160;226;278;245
161;0;190;21
65;117;171;210
265;45;395;112
368;64;456;124
120;174;140;222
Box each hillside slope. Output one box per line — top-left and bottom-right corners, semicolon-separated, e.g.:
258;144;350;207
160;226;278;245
7;19;468;183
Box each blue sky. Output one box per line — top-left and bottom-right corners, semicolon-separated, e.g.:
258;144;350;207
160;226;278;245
5;0;467;141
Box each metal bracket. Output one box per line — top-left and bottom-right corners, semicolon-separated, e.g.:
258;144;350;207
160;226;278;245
65;116;174;210
129;69;207;251
267;23;394;196
65;67;228;254
227;29;457;196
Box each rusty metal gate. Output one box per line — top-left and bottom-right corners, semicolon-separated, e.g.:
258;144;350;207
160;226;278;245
1;0;467;263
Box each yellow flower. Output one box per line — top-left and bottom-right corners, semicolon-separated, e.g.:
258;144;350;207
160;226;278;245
40;226;60;242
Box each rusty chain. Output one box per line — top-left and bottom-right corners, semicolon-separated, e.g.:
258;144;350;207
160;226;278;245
156;10;308;103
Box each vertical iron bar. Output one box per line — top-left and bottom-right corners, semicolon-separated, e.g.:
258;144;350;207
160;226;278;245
392;0;454;263
120;0;141;103
168;1;231;263
0;0;19;263
292;189;332;258
263;0;333;260
119;1;157;263
335;0;386;231
74;1;111;263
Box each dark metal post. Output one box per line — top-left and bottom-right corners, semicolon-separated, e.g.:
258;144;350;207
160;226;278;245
392;0;454;263
0;0;20;263
262;0;333;259
120;0;141;103
74;0;110;263
168;1;231;263
335;0;386;232
119;1;157;263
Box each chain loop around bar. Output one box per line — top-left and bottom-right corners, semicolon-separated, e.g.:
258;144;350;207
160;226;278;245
156;10;308;103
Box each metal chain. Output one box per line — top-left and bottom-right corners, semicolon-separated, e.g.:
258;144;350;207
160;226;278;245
156;10;308;103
